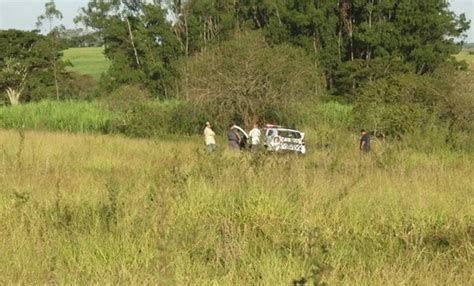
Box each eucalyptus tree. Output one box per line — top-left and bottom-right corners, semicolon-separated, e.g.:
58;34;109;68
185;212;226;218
36;0;65;100
76;0;182;97
0;30;64;104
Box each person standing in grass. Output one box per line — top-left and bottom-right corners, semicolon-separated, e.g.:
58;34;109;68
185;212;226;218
359;129;370;153
249;123;261;152
227;124;240;150
204;122;216;152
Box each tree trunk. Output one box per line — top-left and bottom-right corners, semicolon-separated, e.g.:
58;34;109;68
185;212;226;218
338;29;342;62
6;87;21;106
51;31;60;100
5;68;27;106
184;13;189;57
125;15;140;67
253;6;262;28
274;4;282;26
53;53;60;100
366;2;373;61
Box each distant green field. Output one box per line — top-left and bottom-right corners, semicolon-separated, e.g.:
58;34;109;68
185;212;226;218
462;43;474;51
62;47;110;80
456;51;474;69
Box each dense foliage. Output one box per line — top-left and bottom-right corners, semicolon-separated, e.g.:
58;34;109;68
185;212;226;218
0;29;69;104
76;0;182;96
183;32;323;128
170;0;470;90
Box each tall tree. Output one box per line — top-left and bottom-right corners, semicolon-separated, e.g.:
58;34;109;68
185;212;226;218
257;0;470;92
1;58;28;105
183;32;323;127
0;30;63;104
36;0;65;100
76;0;182;97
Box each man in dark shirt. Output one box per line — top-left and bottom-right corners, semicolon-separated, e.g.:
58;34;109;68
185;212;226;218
359;129;370;153
227;124;240;150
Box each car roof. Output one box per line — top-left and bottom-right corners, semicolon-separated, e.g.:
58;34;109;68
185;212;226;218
265;127;303;133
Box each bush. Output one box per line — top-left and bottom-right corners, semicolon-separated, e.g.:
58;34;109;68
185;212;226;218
354;73;448;137
62;73;99;100
182;32;324;129
433;66;474;133
104;85;208;137
310;101;354;127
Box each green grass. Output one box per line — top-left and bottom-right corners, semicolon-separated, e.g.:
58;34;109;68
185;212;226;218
0;129;472;284
62;47;110;80
0;100;112;133
462;42;474;51
456;51;474;69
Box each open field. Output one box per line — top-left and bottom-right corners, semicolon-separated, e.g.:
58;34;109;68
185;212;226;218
463;43;474;52
60;47;474;82
457;51;474;69
0;130;472;284
62;47;110;79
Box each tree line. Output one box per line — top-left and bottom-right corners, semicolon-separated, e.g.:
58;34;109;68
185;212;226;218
73;0;470;95
0;0;472;137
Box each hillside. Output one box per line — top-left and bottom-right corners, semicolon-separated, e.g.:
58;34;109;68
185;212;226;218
62;47;110;79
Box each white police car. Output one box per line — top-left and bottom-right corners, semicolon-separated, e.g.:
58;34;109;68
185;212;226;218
263;124;306;154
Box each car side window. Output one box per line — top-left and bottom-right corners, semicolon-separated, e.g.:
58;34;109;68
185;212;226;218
291;132;301;139
267;129;275;137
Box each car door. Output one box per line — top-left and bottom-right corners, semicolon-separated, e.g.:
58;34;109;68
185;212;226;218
279;130;302;151
265;128;279;150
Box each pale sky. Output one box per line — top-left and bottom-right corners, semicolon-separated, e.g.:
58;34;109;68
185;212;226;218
1;0;473;41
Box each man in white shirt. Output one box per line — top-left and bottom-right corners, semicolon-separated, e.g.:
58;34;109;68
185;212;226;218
249;123;261;152
204;122;216;152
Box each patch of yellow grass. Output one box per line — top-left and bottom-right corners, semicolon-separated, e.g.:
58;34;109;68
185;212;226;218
456;51;474;69
0;130;472;284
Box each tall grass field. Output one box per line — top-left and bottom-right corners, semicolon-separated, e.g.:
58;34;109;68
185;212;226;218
0;129;472;284
62;47;110;79
0;101;112;133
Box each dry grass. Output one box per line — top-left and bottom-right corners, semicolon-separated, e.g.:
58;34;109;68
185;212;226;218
0;129;472;284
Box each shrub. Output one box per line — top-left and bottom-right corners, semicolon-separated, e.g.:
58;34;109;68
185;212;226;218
354;73;448;137
104;85;208;137
311;101;354;127
182;32;324;129
433;66;474;133
62;73;99;100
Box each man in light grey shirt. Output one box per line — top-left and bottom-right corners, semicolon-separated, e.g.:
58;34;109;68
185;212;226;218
249;123;261;152
204;122;216;152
